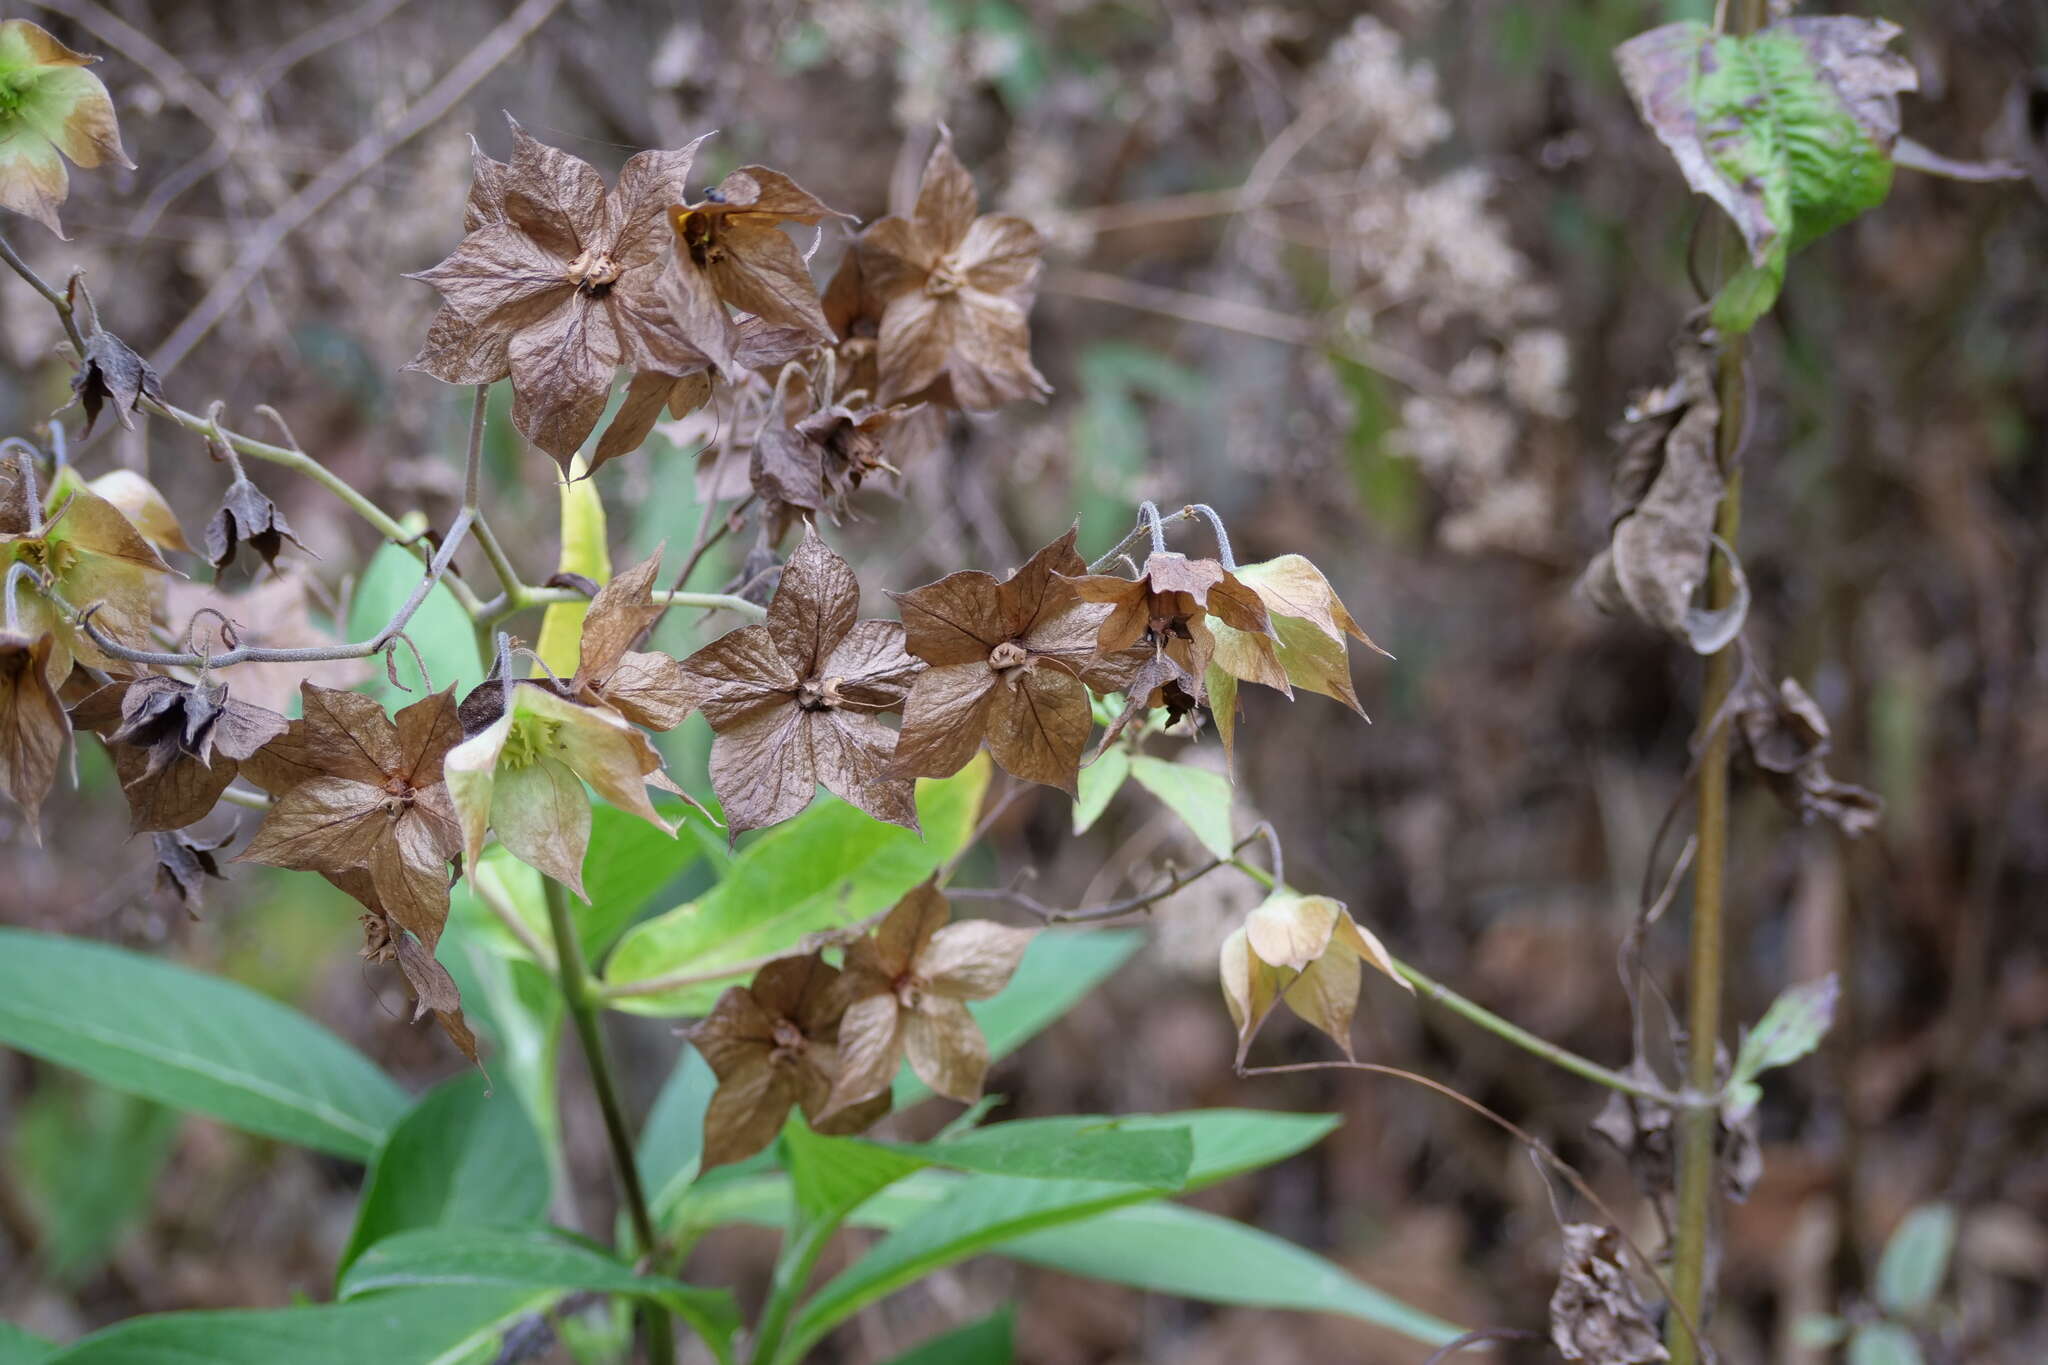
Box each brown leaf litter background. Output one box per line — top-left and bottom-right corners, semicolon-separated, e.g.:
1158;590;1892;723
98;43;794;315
2;2;2046;1361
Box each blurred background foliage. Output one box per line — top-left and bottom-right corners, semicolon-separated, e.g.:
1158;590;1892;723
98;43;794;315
1;0;2044;1360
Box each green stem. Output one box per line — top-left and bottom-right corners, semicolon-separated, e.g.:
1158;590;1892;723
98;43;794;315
749;1217;836;1365
543;878;674;1365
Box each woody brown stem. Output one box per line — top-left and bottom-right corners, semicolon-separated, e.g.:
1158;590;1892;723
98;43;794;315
543;877;674;1365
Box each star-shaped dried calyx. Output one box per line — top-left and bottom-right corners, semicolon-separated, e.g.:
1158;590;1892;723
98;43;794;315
1063;551;1278;727
679;525;921;835
561;546;697;732
0;630;66;836
824;879;1035;1114
1202;554;1388;769
750;400;924;531
71;674;288;833
660;166;850;377
204;475;307;574
236;684;465;949
408;119;713;468
1219;890;1409;1064
0;20;133;238
684;952;890;1170
444;676;682;899
357;901;480;1069
852;129;1050;410
2;472;176;684
890;527;1143;795
151;830;229;919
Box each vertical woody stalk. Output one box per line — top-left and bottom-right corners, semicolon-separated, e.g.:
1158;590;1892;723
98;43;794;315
1668;5;1764;1359
544;878;675;1365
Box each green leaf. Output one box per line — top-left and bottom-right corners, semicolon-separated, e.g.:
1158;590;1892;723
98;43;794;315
1725;974;1838;1123
36;1288;548;1365
1128;755;1234;859
456;946;564;1174
782;1118;929;1229
1615;18;1915;332
9;1083;178;1285
886;1118;1191;1188
0;1322;55;1365
602;759;991;1015
0;929;406;1161
999;1200;1463;1347
776;1110;1335;1361
882;1308;1014;1365
337;1226;737;1362
1875;1204;1957;1319
338;1074;550;1279
1849;1322;1926;1365
580;801;713;955
893;930;1141;1107
641;1049;716;1224
1072;746;1129;834
347;540;484;705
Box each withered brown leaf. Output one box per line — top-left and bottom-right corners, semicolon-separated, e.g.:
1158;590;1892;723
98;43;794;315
824;879;1035;1114
685;952;890;1169
1732;673;1883;838
1549;1224;1668;1364
360;908;481;1069
852;130;1050;409
408;119;713;468
237;683;464;949
1577;329;1746;654
679;525;920;835
890;527;1141;795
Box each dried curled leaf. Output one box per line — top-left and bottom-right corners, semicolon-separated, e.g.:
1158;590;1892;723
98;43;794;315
680;525;920;835
1576;328;1747;654
1549;1224;1668;1363
824;879;1036;1114
0;20;133;238
361;910;481;1069
891;527;1142;795
1731;673;1882;837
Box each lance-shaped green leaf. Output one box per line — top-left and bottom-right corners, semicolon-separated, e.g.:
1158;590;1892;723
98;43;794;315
0;20;133;238
1616;18;1916;331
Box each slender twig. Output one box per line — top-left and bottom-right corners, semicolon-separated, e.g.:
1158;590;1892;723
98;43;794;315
1045;266;1446;398
4;562;40;634
216;784;273;812
542;878;674;1365
517;585;764;618
149;0;568;373
0;230;86;353
1238;1057;1705;1362
474;876;557;974
951;828;1274;925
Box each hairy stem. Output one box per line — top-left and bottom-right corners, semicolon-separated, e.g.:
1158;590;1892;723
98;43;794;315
543;878;673;1365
